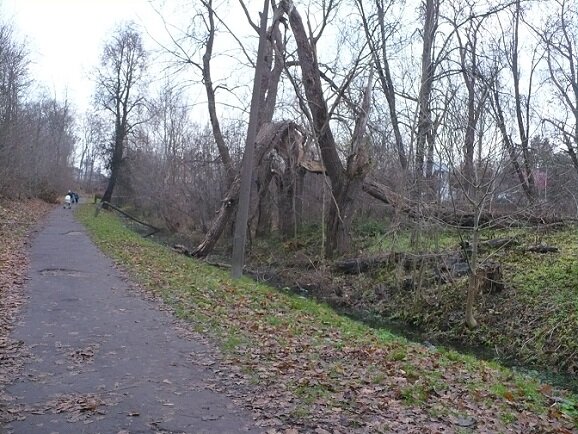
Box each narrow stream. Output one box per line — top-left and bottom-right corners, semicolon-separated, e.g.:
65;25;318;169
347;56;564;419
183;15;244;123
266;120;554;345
122;217;578;394
335;306;578;394
246;267;578;394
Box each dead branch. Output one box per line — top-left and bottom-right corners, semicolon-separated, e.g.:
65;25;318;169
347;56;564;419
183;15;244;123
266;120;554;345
96;201;160;237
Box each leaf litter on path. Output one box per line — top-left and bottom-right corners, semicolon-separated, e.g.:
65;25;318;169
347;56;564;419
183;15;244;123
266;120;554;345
0;199;53;424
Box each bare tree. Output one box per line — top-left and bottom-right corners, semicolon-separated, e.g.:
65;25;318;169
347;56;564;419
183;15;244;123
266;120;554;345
78;112;108;192
0;22;30;197
157;0;244;186
537;0;578;176
490;0;538;203
11;95;76;200
356;0;408;171
94;23;147;206
281;0;374;257
448;1;494;195
414;0;440;198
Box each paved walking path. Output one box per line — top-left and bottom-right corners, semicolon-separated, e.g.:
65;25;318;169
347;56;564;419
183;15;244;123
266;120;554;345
4;205;260;434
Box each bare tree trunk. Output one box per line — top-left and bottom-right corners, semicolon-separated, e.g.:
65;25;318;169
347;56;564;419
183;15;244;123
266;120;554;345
455;18;489;197
465;213;480;328
192;121;301;258
102;133;125;205
511;0;536;201
282;1;373;257
231;0;275;277
200;0;235;185
414;0;439;199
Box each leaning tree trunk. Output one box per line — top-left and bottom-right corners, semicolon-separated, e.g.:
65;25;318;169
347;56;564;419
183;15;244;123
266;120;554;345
101;133;125;207
282;1;373;257
192;121;302;258
190;176;241;258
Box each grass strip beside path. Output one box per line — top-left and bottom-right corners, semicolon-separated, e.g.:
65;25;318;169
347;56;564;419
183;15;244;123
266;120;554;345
78;205;578;433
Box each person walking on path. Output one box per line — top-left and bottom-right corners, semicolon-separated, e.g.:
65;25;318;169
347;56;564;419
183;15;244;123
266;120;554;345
2;206;261;433
63;193;72;209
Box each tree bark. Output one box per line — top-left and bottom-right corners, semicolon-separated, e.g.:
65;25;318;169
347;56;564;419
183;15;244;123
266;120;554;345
231;0;271;278
192;121;301;258
281;1;372;257
101;133;125;205
414;0;439;199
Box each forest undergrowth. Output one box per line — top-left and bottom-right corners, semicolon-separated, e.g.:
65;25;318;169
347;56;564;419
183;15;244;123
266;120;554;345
78;205;578;433
242;219;578;387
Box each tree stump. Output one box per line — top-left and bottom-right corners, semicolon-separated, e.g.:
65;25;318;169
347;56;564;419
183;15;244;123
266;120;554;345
477;262;503;294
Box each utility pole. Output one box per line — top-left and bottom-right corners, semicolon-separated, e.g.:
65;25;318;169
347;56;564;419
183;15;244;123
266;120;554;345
231;0;270;278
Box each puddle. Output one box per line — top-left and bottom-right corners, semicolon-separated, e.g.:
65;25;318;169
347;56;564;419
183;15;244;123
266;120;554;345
62;231;83;236
39;268;88;277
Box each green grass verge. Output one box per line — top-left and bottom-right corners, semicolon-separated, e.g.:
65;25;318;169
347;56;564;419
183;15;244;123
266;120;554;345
76;205;578;429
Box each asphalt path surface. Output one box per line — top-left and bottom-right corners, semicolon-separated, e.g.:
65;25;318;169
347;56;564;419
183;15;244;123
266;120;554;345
4;205;261;434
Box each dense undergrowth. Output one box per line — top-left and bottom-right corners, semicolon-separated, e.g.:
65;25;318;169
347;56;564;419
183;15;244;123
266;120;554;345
78;205;578;432
247;218;578;380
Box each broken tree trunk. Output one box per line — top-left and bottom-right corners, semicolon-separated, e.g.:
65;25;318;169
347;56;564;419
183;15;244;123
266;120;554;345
282;0;373;258
478;262;504;294
191;121;303;258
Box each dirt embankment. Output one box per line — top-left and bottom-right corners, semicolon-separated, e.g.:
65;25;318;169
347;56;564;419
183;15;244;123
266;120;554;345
245;233;578;384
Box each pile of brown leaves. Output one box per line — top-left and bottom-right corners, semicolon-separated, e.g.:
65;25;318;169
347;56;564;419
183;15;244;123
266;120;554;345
0;199;53;422
29;393;108;423
209;310;577;433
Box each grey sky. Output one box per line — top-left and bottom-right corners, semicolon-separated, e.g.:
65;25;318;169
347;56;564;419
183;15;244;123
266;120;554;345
2;0;163;111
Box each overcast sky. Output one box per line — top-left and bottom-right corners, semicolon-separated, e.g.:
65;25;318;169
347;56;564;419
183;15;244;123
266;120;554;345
2;0;165;112
1;0;262;123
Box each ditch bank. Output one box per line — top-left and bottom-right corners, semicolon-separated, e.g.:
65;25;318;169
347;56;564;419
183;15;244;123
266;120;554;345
243;259;578;394
112;211;578;393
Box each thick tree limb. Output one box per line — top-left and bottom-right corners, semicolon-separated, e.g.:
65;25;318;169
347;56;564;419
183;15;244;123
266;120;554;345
96;201;160;237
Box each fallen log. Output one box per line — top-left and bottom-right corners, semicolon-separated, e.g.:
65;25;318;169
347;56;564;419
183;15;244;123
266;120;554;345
479;237;518;250
334;251;462;274
527;244;559;253
96;201;160;237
